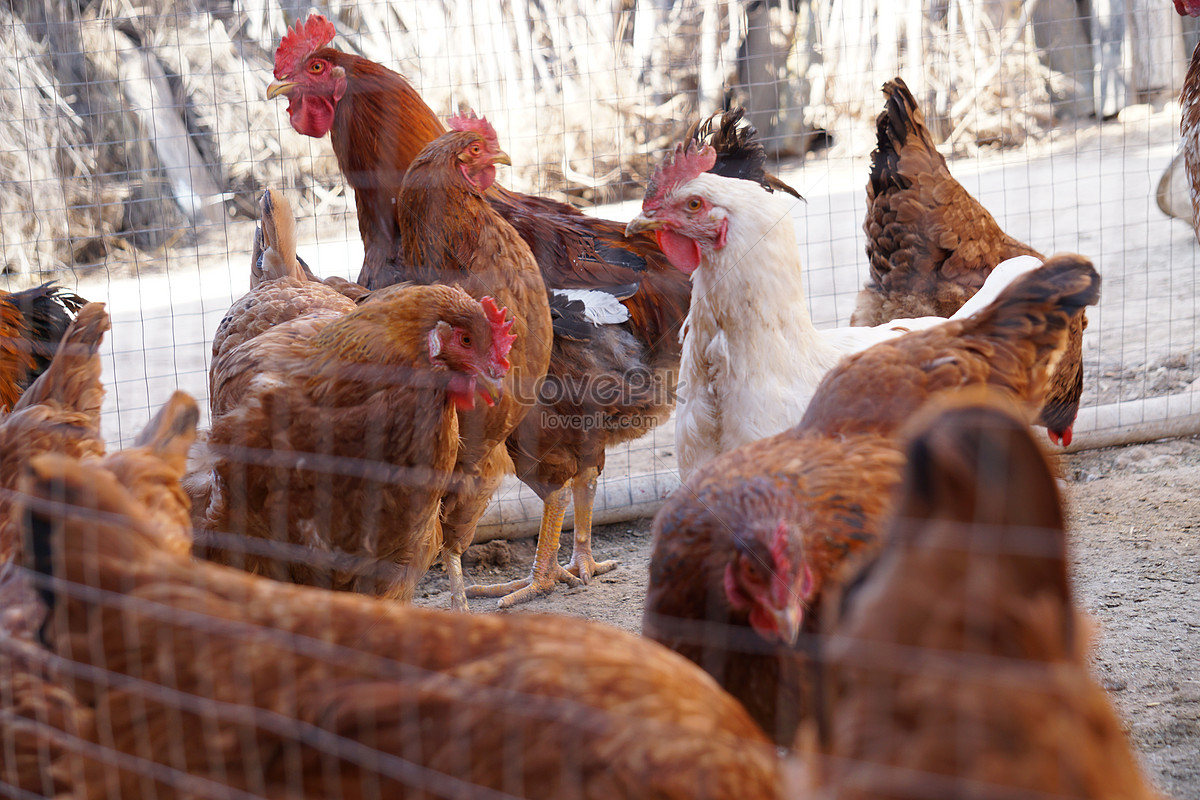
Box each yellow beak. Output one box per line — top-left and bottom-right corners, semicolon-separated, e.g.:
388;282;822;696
625;214;664;237
267;79;299;100
769;604;803;646
493;151;512;167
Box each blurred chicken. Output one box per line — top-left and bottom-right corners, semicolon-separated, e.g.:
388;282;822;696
0;282;88;412
190;261;516;601
645;256;1099;746
625;138;1038;479
19;449;784;800
805;392;1165;800
103;391;199;556
1;389;199;794
0;302;109;561
859;77;1086;446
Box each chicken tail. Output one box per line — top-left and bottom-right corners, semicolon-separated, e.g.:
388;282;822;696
0;282;88;407
686;107;802;198
12;302;109;421
250;188;305;287
868;77;941;197
132;390;200;465
968;252;1099;368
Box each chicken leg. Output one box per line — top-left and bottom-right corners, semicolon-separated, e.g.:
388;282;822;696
563;466;618;584
465;483;581;607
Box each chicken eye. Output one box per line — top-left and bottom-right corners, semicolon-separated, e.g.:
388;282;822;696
309;61;325;74
686;197;703;213
469;143;483;156
458;331;472;346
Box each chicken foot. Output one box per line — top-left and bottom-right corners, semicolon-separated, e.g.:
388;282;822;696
563;467;618;584
465;483;581;607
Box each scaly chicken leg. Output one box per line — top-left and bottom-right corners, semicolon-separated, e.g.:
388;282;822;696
466;483;581;607
564;466;618;583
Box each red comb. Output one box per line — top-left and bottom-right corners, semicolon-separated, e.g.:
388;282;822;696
481;296;516;369
274;14;336;79
643;141;717;210
448;111;499;147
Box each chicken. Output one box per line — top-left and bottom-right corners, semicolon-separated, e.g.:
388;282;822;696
0;389;198;794
343;115;549;611
0;559;93;796
644;255;1099;747
0;281;87;412
18;448;784;800
0;302;109;562
1178;1;1200;243
266;15;690;358
191;274;516;602
805;392;1166;800
624;138;1038;479
858;77;1087;446
267;17;695;605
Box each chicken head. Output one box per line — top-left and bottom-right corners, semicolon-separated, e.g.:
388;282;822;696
427;293;516;410
626;142;728;274
268;14;346;138
446;112;512;193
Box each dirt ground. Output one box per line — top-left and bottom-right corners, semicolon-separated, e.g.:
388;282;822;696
415;436;1200;800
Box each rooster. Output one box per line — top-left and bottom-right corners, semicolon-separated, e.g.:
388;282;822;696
806;392;1166;799
0;302;109;562
0;282;88;412
18;446;785;800
268;15;696;606
1178;1;1200;245
190;235;517;601
625;138;1041;479
859;77;1086;446
644;255;1100;746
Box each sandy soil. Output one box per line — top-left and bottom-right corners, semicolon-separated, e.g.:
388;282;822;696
415;437;1200;800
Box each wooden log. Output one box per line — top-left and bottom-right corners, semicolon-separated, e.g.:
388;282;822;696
1129;0;1183;106
1032;0;1095;118
1091;0;1129;119
112;29;224;226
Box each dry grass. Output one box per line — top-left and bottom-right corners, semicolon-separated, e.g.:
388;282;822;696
0;0;1086;280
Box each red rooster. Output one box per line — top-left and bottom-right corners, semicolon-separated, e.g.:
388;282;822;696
0;282;87;412
1177;0;1200;243
267;14;694;606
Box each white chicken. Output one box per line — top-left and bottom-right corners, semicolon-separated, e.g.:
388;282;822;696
626;141;1041;479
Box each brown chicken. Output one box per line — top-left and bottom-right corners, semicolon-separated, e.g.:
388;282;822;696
362;116;553;610
858;77;1086;447
1178;0;1200;243
268;16;695;605
0;281;88;413
191;273;516;602
0;302;109;562
17;447;784;800
805;393;1166;800
645;254;1100;747
0;389;199;795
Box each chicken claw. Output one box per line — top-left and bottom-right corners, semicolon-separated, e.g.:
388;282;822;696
466;483;581;607
563;467;617;584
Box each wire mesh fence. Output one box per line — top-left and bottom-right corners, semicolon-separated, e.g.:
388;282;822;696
0;0;1196;795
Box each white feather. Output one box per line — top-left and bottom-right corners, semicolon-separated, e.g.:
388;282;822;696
669;172;1006;480
552;289;631;325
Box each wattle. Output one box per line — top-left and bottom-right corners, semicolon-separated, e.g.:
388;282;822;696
288;95;336;138
656;229;702;275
